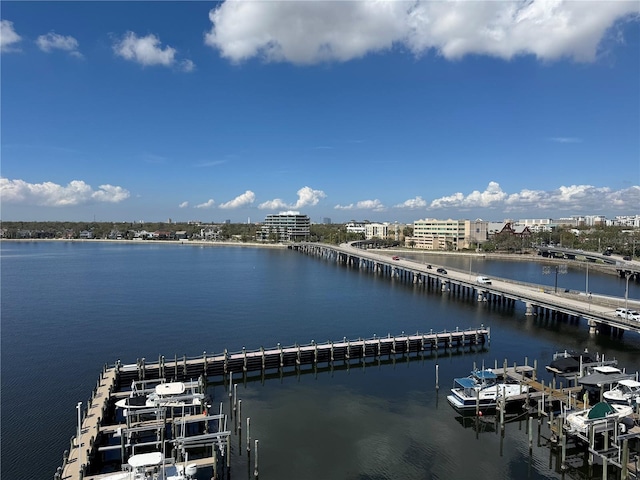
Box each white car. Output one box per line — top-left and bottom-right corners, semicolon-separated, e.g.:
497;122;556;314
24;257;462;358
615;307;639;320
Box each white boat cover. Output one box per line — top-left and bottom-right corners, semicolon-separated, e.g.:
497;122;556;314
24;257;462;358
127;452;164;468
155;382;186;396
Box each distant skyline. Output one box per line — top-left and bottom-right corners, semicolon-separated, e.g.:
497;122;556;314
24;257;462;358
1;1;639;224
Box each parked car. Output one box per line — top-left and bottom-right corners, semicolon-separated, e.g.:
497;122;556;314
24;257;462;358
437;268;447;274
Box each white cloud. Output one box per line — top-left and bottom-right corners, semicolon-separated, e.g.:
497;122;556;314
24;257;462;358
549;137;583;143
219;190;256;209
0;178;130;206
1;19;22;53
430;182;507;209
394;196;427;209
205;1;639;64
37;32;82;58
259;186;326;210
113;31;194;71
195;199;216;209
429;182;640;213
293;186;326;208
335;199;386;212
259;198;289;210
179;201;189;208
180;59;196;72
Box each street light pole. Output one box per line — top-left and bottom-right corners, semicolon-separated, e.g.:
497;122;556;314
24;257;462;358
76;401;82;447
625;273;630;318
585;263;589;295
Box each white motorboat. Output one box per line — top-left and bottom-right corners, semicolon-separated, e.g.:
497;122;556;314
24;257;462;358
564;401;634;435
603;379;640;406
446;369;528;412
97;452;197;480
115;381;205;411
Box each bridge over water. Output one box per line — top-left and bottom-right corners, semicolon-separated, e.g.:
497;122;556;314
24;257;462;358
292;243;640;337
536;245;640;279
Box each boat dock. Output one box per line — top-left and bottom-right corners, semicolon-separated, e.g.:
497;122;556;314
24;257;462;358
114;327;489;384
450;358;640;479
56;327;489;480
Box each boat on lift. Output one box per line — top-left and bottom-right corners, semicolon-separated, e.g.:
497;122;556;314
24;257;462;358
603;379;640;406
447;369;528;412
564;401;634;435
98;452;197;479
115;381;205;411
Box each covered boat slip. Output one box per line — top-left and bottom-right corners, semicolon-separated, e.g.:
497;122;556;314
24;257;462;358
544;350;621;384
579;365;636;388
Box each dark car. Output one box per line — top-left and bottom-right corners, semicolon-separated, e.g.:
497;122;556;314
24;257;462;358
436;268;447;274
426;264;432;269
623;256;632;261
392;256;400;260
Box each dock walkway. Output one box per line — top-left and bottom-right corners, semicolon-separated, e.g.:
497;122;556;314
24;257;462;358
58;328;489;480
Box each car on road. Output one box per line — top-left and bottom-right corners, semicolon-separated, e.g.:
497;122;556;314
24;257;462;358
436;268;447;274
623;256;632;261
476;276;492;285
426;264;432;269
392;256;400;260
615;307;639;319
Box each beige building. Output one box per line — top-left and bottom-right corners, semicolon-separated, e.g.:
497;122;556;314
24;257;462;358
406;219;488;250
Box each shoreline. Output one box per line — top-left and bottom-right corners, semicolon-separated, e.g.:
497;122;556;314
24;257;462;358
2;238;622;273
0;238;288;249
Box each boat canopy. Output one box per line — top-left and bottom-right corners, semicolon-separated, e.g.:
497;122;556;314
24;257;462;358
617;379;640;388
591;366;621;374
155;382;186;396
127;452;164;468
455;378;478;388
587;402;615;420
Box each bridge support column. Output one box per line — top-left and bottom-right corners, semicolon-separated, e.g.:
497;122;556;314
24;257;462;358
588;319;598;335
525;302;534;316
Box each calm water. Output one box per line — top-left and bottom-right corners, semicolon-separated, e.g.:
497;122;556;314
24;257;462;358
1;241;639;480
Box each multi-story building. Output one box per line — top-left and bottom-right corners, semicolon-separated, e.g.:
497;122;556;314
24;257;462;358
258;211;310;242
406;218;488;250
611;215;640;228
365;222;390;240
345;222;366;236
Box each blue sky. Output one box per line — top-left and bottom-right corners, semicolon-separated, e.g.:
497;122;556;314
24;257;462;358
1;1;639;224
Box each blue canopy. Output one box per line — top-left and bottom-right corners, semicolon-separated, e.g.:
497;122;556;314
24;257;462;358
455;378;477;388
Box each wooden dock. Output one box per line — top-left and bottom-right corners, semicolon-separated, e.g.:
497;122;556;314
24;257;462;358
57;327;489;480
114;327;489;384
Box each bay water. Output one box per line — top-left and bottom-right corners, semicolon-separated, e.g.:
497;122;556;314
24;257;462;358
1;241;639;479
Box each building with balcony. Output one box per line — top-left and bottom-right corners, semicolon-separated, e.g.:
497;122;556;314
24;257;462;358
258;211;310;242
406;218;488;250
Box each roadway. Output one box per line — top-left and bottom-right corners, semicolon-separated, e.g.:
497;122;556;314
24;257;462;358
332;243;640;335
536;245;640;276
